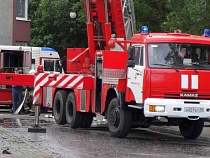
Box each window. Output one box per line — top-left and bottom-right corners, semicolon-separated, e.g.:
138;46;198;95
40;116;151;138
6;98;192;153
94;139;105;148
134;46;144;66
16;0;28;20
44;60;54;71
44;59;62;72
147;43;210;70
2;51;23;72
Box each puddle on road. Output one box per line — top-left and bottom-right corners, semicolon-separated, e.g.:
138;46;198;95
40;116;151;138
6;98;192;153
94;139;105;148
0;118;55;128
0;116;108;129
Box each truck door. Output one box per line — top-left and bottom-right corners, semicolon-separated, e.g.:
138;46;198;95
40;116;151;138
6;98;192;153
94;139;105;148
127;45;144;103
23;51;32;74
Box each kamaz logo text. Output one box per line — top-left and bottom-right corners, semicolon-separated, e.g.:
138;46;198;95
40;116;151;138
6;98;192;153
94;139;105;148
180;93;198;97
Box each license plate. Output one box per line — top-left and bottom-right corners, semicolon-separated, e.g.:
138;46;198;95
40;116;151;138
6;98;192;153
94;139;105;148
184;107;204;113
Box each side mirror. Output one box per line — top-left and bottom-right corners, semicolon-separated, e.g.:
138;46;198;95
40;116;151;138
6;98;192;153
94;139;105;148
59;60;63;73
127;46;135;67
126;60;135;67
128;46;135;60
59;65;63;73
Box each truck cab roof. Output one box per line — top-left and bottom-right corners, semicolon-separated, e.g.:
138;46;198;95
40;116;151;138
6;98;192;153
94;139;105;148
132;33;210;45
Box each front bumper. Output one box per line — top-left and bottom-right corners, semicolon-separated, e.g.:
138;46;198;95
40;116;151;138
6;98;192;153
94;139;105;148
144;98;210;119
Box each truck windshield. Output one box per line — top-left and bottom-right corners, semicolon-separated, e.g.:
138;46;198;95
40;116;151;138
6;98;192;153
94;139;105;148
148;43;210;70
44;59;62;73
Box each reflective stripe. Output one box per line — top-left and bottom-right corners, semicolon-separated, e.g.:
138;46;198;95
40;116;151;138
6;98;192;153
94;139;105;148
191;75;198;89
181;74;188;89
33;73;84;104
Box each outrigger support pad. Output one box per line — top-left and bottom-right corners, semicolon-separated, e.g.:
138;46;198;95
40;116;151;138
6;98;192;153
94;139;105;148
28;104;46;133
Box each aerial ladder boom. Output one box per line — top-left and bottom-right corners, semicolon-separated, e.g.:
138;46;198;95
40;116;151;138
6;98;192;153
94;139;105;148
84;0;136;61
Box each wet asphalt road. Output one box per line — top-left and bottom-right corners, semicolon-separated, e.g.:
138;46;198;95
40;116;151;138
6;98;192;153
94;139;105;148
0;110;210;158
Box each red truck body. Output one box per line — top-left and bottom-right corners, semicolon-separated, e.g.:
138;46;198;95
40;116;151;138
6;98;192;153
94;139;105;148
22;0;210;139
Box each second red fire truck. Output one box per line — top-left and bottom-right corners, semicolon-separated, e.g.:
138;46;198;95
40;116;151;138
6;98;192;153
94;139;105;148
0;45;63;107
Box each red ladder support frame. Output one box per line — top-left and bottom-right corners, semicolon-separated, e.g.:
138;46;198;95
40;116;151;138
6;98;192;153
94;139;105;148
84;0;127;62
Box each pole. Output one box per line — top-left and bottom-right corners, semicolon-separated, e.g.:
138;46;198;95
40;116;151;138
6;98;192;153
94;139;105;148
28;105;46;133
75;10;77;48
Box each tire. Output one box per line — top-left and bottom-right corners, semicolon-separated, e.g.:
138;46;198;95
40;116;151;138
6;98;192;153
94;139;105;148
81;113;94;128
53;90;68;125
179;118;204;139
65;92;84;128
107;98;132;138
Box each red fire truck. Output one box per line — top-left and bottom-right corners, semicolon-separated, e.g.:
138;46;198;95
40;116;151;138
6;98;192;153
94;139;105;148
32;0;210;139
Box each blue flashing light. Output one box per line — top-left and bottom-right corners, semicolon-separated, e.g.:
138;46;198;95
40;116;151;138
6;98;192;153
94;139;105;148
41;47;57;52
204;29;210;37
141;26;148;34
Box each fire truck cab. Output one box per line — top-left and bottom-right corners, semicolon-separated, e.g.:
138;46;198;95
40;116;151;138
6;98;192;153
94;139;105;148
125;28;210;138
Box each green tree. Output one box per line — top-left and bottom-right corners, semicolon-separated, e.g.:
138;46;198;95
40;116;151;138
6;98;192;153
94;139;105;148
29;0;87;58
134;0;169;32
29;0;210;57
162;0;209;35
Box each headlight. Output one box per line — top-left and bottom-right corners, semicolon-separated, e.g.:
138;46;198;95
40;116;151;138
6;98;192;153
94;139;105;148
149;105;165;112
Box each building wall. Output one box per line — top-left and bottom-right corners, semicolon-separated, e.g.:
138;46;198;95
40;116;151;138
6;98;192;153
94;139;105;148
13;19;30;45
0;0;13;45
0;0;30;46
13;0;30;46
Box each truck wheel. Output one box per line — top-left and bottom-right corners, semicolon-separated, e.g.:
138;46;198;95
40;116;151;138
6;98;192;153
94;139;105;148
179;118;204;139
53;90;68;125
65;92;83;128
107;98;132;138
81;113;94;128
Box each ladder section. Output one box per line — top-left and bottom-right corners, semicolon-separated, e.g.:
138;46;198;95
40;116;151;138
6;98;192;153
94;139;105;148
110;0;126;39
107;0;136;40
84;0;136;51
85;0;108;52
122;0;136;39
